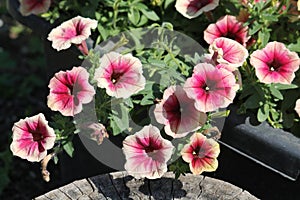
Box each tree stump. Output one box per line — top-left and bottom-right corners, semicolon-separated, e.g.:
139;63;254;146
34;171;258;200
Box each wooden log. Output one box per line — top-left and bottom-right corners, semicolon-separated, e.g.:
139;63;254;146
35;171;258;200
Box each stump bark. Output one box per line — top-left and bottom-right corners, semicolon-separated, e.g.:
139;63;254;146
35;171;258;200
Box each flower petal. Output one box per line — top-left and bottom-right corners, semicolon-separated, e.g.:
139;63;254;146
123;125;174;179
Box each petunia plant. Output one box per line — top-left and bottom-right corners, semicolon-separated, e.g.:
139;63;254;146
11;0;300;181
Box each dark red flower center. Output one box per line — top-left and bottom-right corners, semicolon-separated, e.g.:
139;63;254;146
224;32;243;45
75;21;84;36
32;130;43;142
192;146;206;158
268;59;282;72
136;137;161;153
189;0;213;9
111;72;123;84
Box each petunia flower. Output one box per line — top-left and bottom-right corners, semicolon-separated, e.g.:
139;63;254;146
94;52;146;99
204;15;250;46
47;16;97;54
175;0;219;19
295;99;300;117
10;113;56;162
184;63;239;113
88;123;109;145
181;132;220;175
208;37;249;71
122;125;174;179
19;0;51;16
154;85;207;138
47;66;95;116
250;41;300;84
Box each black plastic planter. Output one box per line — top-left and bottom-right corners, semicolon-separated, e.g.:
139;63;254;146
220;106;300;181
212;106;300;199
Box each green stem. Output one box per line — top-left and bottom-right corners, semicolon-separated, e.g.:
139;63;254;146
159;42;185;73
113;0;121;29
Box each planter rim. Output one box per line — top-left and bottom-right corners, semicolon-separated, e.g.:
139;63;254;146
221;105;300;181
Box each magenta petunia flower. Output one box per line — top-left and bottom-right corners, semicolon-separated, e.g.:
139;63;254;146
250;41;300;84
295;99;300;117
94;52;146;99
184;63;239;113
10;113;56;162
154;86;207;138
204;15;250;46
122;125;174;179
19;0;51;16
175;0;219;19
181;132;220;175
208;37;249;71
47;16;97;53
47;66;95;116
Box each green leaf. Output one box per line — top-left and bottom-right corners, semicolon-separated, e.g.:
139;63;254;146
140;9;160;21
110;103;130;135
244;95;261;109
136;15;148;26
135;3;148;10
287;38;300;53
270;108;280;121
128;8;140;25
269;85;283;100
63;142;74;157
97;24;109;40
257;104;269;122
148;58;166;68
164;0;175;9
258;29;270;47
95;12;101;20
273;83;298;90
239;84;255;99
53;155;59;164
249;22;263;35
140;94;154;105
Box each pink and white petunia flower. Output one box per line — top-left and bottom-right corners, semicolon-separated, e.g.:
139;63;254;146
154;86;207;138
208;37;249;71
204;15;250;46
295;99;300;117
10;113;56;162
175;0;219;19
122;125;174;179
94;52;146;99
47;16;97;53
250;41;300;84
184;63;239;113
47;66;95;116
19;0;51;16
181;132;220;175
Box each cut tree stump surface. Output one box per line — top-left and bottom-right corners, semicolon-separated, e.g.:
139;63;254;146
35;171;258;200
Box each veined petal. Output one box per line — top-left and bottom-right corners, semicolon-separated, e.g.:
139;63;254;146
175;0;219;19
122;125;174;179
10;113;56;162
250;41;300;84
94;52;146;99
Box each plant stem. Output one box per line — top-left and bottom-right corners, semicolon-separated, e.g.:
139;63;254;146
113;0;121;29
